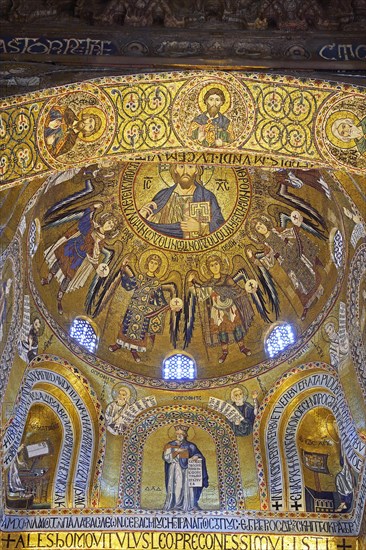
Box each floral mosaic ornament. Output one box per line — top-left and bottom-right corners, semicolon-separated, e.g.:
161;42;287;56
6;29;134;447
1;72;366;188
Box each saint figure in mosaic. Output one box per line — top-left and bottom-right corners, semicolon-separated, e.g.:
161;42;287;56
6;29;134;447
41;203;119;315
229;386;259;437
108;252;182;362
184;252;257;364
331;116;366;155
163;425;209;512
248;211;324;321
45;106;105;158
189;87;232;147
105;384;134;435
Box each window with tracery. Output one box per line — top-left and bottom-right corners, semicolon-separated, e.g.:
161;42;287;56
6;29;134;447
162;352;196;380
265;323;296;358
69;317;98;353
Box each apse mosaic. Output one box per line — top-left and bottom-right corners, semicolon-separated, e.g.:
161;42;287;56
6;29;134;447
1;70;366;547
28;161;344;385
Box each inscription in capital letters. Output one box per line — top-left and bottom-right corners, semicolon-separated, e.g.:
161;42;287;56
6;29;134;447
120;161;251;253
267;371;366;511
0;532;358;549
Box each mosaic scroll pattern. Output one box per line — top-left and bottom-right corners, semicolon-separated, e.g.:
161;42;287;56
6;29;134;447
1;72;366;187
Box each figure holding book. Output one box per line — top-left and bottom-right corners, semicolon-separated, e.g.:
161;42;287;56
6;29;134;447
163;425;208;512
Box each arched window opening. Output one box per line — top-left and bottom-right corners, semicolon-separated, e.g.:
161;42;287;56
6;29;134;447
69;317;98;353
162;352;196;380
265;323;296;358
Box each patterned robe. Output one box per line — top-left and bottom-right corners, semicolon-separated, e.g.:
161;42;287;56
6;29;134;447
44;208;104;293
163;438;209;512
116;271;169;352
261;227;322;308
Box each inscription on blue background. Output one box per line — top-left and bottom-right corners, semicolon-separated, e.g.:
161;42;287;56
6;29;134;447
0;37;118;55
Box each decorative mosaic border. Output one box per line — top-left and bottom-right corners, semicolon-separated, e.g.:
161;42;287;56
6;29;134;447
119;405;243;512
0;237;23;397
347;243;366;397
1;71;366;188
2;357;106;510
253;362;366;519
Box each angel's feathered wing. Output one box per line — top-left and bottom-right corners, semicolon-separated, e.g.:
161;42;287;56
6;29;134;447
232;267;272;323
255;264;280;320
271;171;328;230
87;252;137;319
160;280;181;349
85;240;125;316
183;271;200;349
43;169;109;226
277;212;327;242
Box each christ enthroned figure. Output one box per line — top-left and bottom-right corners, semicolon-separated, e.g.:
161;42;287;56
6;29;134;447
139;163;224;239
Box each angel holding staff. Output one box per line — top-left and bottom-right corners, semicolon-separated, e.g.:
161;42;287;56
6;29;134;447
184;251;275;364
93;249;183;363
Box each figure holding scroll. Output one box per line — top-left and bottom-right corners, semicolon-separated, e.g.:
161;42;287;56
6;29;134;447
105;384;132;435
229;386;259;436
163;425;209;512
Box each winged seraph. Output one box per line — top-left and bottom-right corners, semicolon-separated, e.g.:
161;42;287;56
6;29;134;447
96;251;183;362
41;179;123;315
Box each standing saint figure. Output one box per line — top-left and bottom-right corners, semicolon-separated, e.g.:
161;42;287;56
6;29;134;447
189;87;232;147
185;253;254;363
108;253;182;362
248;212;324;321
41;204;119;315
163;425;209;512
139;163;224;239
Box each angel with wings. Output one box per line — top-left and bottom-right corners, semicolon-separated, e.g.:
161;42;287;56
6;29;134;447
94;250;182;363
40;167;124;316
41;203;120;315
247;210;325;321
184;251;275;364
